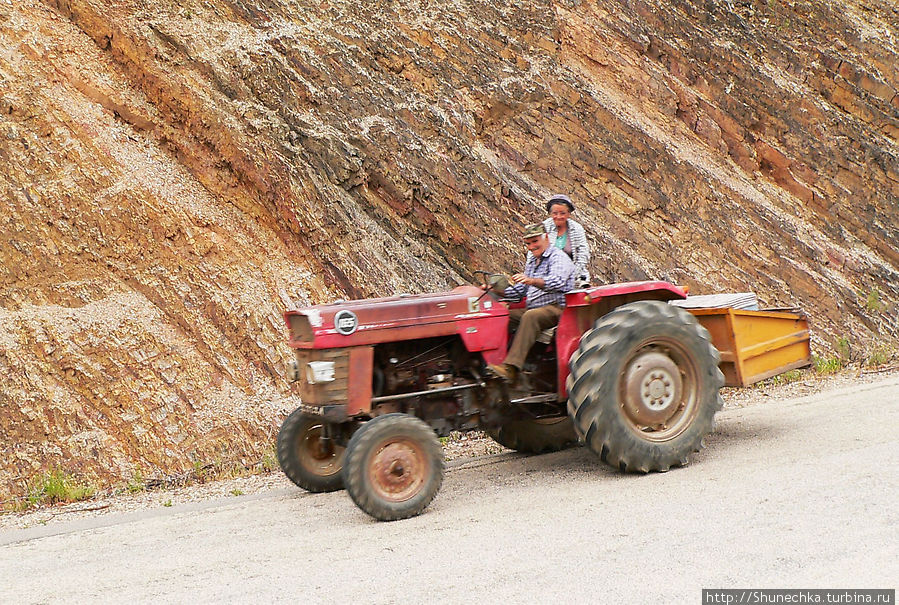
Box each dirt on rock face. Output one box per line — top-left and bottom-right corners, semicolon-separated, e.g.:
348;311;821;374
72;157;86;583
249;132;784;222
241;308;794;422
1;0;897;500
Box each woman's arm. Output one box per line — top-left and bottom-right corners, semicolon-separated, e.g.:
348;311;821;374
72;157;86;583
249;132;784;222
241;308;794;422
569;219;591;278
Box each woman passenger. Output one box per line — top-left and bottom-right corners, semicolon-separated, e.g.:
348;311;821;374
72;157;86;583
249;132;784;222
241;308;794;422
542;194;591;288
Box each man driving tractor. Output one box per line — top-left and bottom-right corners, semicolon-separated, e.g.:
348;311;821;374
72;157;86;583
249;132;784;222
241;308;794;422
487;222;575;383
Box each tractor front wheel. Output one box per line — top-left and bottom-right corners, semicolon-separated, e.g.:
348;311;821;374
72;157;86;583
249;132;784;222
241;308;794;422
566;301;724;472
343;413;444;521
277;408;347;492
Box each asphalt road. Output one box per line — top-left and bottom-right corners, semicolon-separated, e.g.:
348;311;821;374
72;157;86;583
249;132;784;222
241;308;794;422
2;376;897;603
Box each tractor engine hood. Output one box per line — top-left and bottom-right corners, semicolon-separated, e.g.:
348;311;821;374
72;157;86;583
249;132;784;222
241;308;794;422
284;285;508;350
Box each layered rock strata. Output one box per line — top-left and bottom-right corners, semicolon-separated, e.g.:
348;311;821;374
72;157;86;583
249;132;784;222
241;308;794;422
0;0;896;499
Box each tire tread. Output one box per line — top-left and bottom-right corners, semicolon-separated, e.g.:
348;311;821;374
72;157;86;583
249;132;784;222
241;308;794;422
566;300;724;473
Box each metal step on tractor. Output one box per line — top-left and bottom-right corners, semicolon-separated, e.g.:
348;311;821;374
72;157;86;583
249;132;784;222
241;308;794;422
278;278;811;521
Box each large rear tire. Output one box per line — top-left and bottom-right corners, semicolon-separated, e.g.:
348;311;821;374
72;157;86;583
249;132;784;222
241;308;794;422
277;408;346;492
567;301;724;473
343;413;444;521
488;417;578;454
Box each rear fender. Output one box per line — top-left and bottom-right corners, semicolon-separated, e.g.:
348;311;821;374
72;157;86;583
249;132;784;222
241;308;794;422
556;281;688;398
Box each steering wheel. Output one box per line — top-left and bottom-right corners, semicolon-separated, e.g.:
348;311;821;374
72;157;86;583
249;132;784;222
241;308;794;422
473;270;512;301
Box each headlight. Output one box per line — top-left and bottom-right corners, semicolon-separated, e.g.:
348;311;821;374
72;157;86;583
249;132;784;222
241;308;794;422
305;361;336;384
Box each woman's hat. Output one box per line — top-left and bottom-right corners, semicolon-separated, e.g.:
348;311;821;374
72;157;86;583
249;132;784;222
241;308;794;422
546;194;575;212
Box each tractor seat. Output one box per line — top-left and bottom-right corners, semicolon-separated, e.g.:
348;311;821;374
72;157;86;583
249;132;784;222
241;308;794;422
536;326;557;344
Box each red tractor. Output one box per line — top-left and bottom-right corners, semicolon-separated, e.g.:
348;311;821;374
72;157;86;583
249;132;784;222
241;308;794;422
279;279;810;521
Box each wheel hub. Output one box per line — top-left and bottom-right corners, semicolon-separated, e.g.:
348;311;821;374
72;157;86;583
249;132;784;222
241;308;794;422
370;440;426;502
624;351;683;426
300;425;341;474
307;435;334;460
645;371;674;407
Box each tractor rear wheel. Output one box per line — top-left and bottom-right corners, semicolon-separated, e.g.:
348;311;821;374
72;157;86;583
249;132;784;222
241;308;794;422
566;300;724;472
488;416;578;454
277;408;346;492
343;413;444;521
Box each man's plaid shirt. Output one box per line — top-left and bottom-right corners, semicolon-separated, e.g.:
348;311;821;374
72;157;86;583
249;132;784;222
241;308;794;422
504;245;575;309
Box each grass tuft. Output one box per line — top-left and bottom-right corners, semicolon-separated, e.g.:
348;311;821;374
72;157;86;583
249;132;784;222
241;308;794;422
866;346;894;368
260;447;279;473
126;469;146;494
863;287;886;313
813;355;842;375
835;337;852;364
767;369;803;386
24;469;96;509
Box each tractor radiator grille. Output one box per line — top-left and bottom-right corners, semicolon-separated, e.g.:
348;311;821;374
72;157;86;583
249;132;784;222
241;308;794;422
294;349;350;405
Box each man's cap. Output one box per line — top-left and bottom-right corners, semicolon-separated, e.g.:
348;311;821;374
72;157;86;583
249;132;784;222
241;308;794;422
522;223;547;239
546;194;575;213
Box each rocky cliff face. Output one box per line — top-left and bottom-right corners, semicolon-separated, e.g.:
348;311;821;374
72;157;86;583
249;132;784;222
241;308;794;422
1;0;897;500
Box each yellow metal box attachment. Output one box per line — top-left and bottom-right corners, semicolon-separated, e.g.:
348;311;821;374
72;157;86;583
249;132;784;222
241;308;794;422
688;308;812;387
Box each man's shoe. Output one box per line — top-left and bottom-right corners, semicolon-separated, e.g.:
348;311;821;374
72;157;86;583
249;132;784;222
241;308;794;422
487;363;518;383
